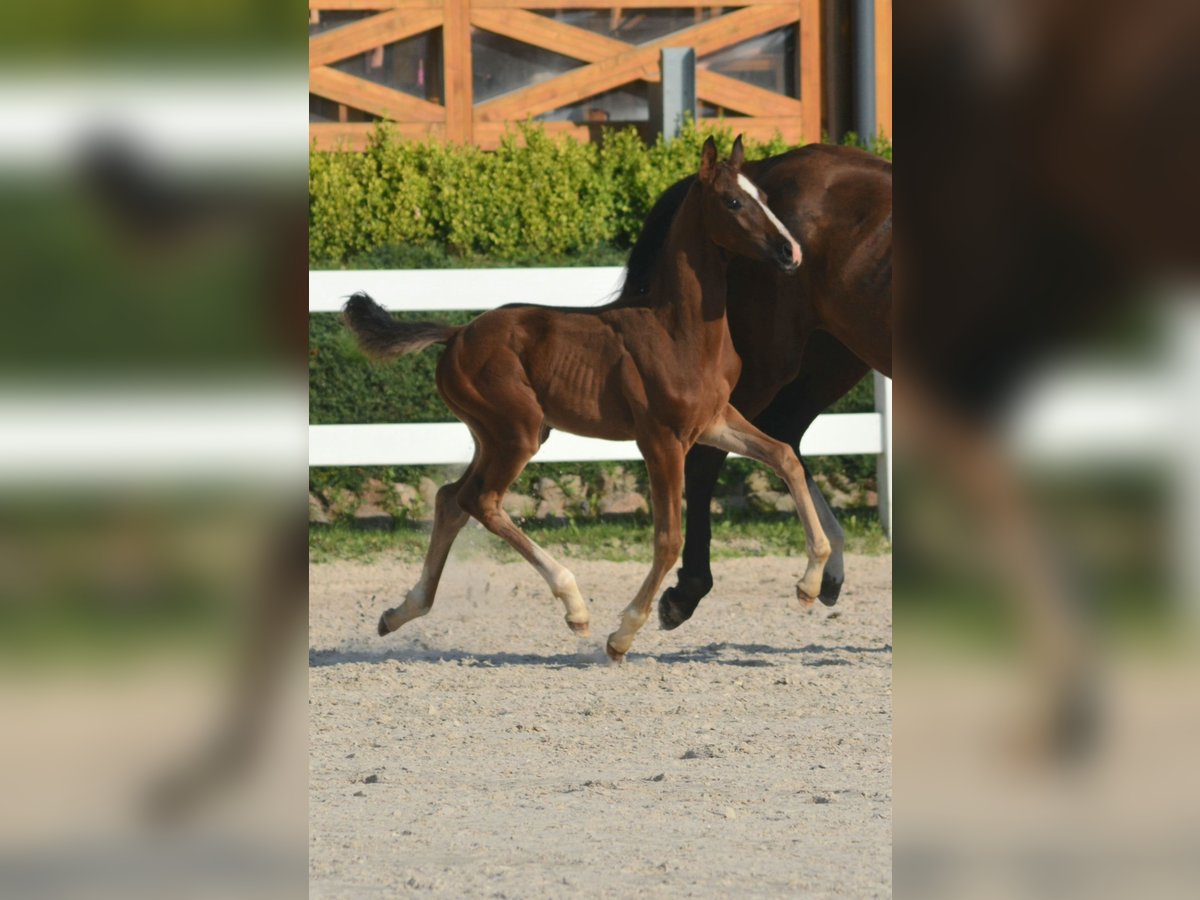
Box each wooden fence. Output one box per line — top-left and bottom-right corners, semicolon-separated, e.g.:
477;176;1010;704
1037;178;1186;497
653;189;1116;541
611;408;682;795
309;1;823;149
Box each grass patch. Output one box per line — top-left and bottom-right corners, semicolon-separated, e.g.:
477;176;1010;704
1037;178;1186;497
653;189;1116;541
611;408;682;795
309;509;890;565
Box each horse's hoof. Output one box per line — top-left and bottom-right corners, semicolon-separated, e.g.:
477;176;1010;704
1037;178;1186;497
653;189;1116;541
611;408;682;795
605;639;627;663
377;613;392;636
818;572;843;607
795;588;817;611
658;587;696;631
567;619;591;638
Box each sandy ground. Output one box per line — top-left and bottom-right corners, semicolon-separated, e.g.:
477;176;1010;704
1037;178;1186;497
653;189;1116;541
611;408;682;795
310;551;891;898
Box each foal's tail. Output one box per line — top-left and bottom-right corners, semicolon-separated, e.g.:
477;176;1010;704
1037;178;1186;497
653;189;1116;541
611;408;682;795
342;292;458;360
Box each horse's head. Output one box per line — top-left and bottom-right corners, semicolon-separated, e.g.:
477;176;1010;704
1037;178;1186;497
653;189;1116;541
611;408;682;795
697;135;801;273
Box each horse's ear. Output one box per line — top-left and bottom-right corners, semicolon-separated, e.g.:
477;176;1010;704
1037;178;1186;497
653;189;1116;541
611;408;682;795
699;136;718;183
729;135;745;171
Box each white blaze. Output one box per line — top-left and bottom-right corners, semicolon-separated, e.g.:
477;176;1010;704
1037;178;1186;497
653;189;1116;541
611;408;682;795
736;172;801;254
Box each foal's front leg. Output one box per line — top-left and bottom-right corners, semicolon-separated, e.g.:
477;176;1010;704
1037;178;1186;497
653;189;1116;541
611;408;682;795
606;436;685;662
699;405;832;605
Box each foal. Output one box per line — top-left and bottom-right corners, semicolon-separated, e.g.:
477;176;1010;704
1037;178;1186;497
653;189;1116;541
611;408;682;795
344;137;830;661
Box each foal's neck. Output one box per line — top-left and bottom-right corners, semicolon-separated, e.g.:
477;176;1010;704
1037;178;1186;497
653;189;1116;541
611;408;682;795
654;185;730;334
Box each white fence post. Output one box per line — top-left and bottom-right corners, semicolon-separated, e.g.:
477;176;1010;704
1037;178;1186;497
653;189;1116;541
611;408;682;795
874;372;892;537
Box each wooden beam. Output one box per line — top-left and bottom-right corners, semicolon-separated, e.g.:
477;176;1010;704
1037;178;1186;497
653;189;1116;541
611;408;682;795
473;120;599;149
474;5;800;123
875;0;891;139
310;0;441;10
696;70;805;118
706;116;805;144
310;9;443;68
310;66;447;122
799;0;822;141
470;8;628;62
472;0;793;7
311;122;446;151
442;0;473;142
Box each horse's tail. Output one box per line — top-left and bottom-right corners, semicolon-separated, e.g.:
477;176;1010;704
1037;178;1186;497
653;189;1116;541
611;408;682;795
342;292;458;360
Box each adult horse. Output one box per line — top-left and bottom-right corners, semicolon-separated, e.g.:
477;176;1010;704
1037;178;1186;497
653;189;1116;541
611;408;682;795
345;138;829;661
612;144;892;630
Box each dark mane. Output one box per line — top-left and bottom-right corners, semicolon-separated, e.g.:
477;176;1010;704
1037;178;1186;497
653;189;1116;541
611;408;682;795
613;176;696;307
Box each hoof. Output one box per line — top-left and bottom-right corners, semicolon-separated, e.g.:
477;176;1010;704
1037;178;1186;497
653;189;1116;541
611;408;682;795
567;619;591;638
818;572;843;607
377;613;392;636
795;587;817;611
605;638;627;663
658;586;697;631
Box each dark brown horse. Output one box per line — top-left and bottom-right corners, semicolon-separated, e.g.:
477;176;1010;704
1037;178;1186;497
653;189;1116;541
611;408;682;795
611;144;892;630
345;137;829;661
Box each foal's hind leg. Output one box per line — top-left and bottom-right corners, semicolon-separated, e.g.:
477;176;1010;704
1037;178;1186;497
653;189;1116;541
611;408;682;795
458;438;591;636
606;436;685;661
699;405;831;605
378;468;473;636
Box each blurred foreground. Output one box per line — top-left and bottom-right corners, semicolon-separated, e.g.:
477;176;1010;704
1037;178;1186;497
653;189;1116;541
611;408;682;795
897;0;1199;896
0;6;308;896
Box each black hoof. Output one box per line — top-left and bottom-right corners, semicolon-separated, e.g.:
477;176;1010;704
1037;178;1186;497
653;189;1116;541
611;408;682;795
377;614;390;637
658;586;699;631
818;570;844;607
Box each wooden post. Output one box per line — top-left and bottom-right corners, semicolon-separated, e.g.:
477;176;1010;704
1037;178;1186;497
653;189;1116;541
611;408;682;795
443;0;472;144
799;0;822;143
874;0;891;140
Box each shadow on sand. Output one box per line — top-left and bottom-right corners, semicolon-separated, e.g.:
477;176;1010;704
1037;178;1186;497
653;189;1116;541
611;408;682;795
308;640;891;670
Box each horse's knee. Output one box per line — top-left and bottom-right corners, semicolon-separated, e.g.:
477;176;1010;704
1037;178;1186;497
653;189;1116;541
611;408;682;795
435;482;463;515
778;449;805;483
655;529;682;561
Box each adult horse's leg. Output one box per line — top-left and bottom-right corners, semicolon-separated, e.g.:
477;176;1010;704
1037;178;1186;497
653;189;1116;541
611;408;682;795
607;435;686;661
658;444;728;630
699;406;831;605
458;435;591;636
379;460;476;635
660;334;871;627
752;337;871;606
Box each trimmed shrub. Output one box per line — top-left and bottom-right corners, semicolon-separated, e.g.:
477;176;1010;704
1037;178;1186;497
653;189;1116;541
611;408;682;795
309;120;885;268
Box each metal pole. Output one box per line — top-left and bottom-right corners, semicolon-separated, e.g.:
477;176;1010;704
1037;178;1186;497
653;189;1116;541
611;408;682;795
853;0;876;144
656;48;696;141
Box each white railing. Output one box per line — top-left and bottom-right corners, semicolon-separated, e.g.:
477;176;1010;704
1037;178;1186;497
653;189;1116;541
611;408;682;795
309;268;894;534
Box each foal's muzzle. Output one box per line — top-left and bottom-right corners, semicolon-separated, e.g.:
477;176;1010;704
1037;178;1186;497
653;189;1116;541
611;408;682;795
773;236;802;272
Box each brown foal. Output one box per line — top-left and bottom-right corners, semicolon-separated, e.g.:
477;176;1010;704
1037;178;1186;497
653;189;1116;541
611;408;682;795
344;137;830;661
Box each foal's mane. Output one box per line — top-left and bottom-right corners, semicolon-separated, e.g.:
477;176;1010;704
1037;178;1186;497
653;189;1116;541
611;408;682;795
611;176;697;309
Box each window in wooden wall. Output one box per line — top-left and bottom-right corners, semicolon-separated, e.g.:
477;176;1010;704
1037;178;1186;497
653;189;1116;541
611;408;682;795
471;28;581;105
700;25;797;101
309;94;376;124
532;8;717;45
330;28;444;105
540;82;650;125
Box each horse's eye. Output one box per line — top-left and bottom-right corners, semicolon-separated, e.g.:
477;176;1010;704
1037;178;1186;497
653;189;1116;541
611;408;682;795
726;197;742;211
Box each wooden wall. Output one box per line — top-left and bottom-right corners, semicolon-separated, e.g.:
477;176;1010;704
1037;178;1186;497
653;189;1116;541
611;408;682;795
309;1;823;149
874;0;890;140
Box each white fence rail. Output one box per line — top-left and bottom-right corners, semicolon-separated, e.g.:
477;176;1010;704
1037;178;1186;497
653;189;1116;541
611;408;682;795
309;268;894;534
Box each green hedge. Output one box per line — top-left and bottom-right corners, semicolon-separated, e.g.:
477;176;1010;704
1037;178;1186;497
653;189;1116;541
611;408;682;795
311;120;891;268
